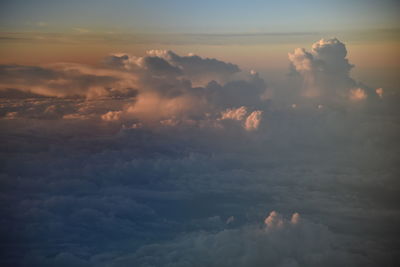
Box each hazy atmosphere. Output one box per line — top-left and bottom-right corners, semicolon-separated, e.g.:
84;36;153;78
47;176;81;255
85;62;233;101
1;1;399;266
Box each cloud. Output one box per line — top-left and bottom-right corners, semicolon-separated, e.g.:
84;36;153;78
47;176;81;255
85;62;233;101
221;106;248;120
0;49;269;126
244;110;263;131
288;38;379;104
375;88;384;98
349;87;367;101
220;106;263;131
113;211;356;267
73;28;90;33
104;50;241;87
145;50;241;86
0;88;50;99
226;216;235;224
0;40;399;267
0;64;129;98
36;22;47;27
101;110;123;121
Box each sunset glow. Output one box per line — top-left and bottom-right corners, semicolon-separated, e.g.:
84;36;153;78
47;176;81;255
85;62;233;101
1;1;399;266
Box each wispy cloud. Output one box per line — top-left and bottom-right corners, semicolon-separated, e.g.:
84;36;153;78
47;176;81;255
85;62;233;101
73;27;90;33
36;21;47;27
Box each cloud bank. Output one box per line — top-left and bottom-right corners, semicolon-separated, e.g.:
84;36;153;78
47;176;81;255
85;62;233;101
0;39;399;267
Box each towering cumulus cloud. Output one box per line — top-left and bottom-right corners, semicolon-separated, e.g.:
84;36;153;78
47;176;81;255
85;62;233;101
288;38;379;104
0;39;399;267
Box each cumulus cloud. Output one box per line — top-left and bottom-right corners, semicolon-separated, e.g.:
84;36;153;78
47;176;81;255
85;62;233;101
0;40;399;267
244;110;263;131
288;38;379;104
146;50;241;85
349;87;367;101
220;106;263;131
103;49;241;87
221;106;248;121
1;50;268;131
101;110;123;121
113;211;355;267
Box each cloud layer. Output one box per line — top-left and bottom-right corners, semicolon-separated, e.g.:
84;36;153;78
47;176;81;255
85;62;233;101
0;39;399;267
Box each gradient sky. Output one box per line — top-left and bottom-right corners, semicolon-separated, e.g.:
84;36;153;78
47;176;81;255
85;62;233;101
0;0;399;100
1;0;399;33
1;2;400;266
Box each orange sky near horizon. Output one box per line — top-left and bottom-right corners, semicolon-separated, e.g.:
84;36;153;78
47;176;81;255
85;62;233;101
0;32;399;92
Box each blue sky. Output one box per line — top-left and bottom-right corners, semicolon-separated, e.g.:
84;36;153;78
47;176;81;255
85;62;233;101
1;0;399;33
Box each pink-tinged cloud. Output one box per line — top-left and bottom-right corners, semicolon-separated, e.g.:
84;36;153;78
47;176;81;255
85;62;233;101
288;38;380;103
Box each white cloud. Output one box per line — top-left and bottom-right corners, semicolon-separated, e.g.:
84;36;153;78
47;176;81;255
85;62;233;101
288;38;379;104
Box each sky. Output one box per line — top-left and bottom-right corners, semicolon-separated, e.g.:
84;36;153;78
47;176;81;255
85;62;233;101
1;0;399;32
0;0;399;92
0;1;400;267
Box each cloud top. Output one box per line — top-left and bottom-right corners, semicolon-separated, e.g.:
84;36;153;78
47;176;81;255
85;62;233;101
288;38;381;103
